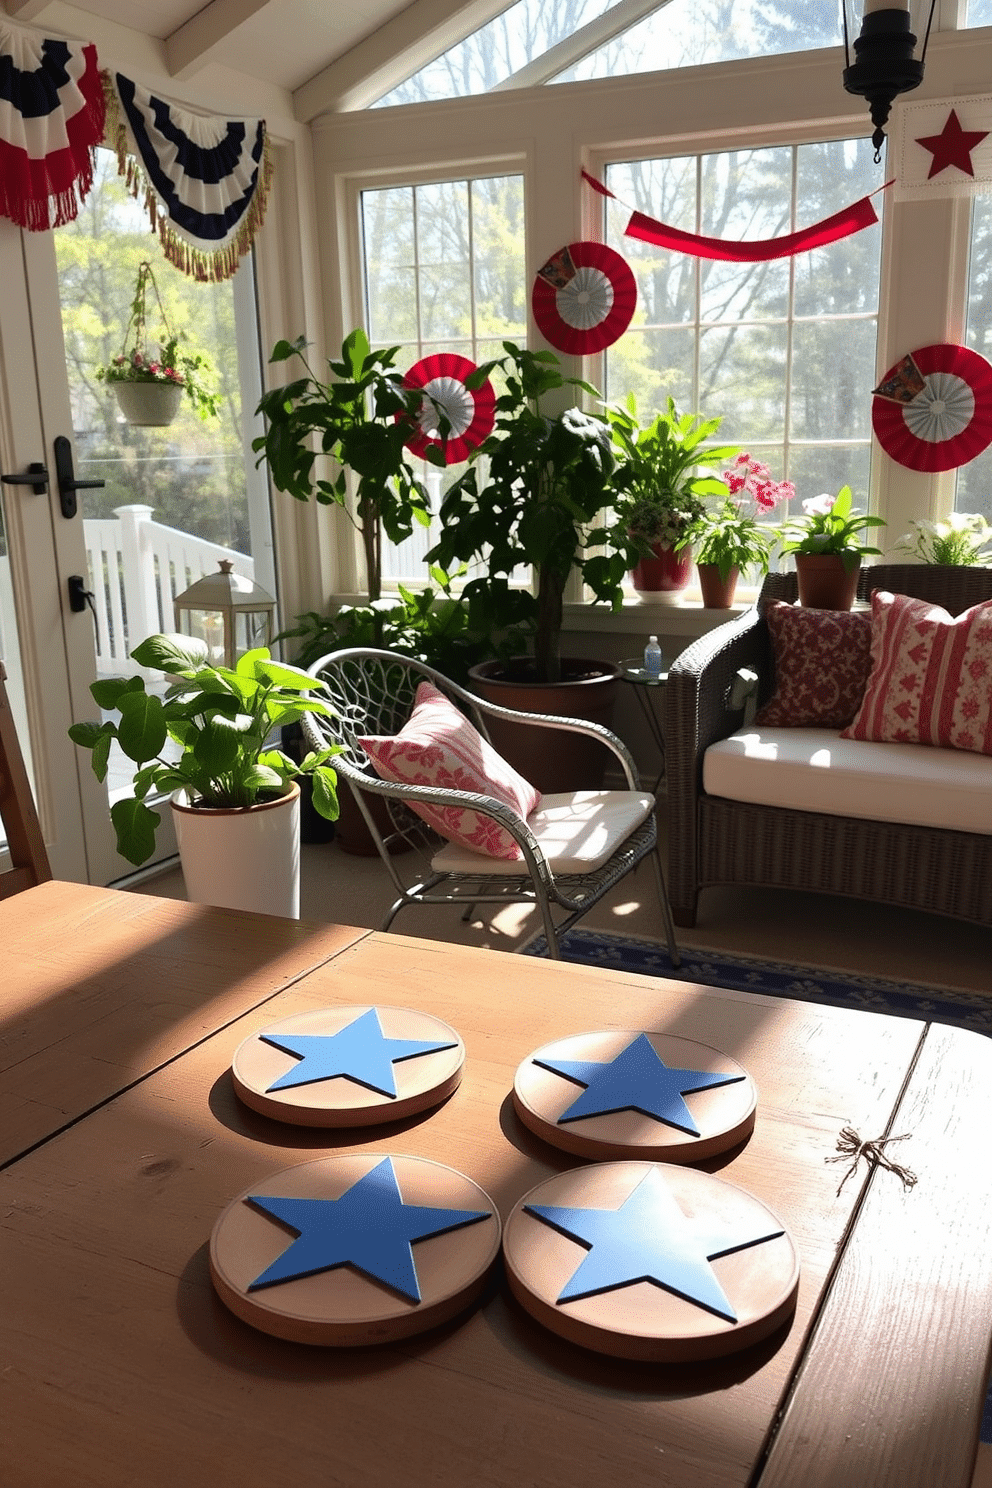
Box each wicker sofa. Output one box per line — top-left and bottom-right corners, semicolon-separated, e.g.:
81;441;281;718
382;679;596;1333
664;563;992;928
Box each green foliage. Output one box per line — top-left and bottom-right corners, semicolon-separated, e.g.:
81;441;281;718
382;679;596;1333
686;499;777;582
894;513;992;566
68;634;340;866
426;342;625;684
276;566;523;686
252;330;432;602
608;396;738;554
778;485;886;570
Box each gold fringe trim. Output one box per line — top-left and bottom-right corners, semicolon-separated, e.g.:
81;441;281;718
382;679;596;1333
101;68;274;284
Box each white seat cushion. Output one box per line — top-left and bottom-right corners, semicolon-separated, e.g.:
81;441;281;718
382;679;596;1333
430;790;655;875
704;727;992;835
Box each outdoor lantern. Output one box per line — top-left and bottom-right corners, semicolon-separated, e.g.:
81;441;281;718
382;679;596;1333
173;560;276;668
842;0;938;160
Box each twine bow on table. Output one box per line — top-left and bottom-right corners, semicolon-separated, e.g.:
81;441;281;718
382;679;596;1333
826;1125;918;1196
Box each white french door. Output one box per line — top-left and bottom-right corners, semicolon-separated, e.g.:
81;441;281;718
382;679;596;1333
0;154;275;886
0;217;119;883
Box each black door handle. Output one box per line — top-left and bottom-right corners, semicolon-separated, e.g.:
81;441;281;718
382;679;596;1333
53;435;105;518
0;462;48;495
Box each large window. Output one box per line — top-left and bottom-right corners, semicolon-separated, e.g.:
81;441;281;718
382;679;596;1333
957;194;992;517
360;173;526;580
603;137;882;505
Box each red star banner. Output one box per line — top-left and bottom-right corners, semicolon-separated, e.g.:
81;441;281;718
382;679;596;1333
892;95;992;200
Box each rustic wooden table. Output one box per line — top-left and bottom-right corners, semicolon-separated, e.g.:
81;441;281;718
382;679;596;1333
1;881;990;1488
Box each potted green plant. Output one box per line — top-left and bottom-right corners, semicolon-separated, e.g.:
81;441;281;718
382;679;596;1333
96;261;221;426
683;453;795;608
253;328;433;605
427;342;626;686
778;485;886;610
894;512;992;565
423;343;628;789
68;634;340;916
607;396;738;600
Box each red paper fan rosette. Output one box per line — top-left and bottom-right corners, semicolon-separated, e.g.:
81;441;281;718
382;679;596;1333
401;353;495;464
532;241;636;355
872;344;992;473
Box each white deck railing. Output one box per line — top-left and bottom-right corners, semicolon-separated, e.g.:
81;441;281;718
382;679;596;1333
82;504;254;677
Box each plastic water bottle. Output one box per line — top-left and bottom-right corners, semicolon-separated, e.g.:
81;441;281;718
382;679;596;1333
644;635;662;677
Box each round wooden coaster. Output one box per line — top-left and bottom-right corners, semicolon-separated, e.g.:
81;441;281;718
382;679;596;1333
210;1153;501;1345
512;1031;756;1162
231;1004;464;1126
503;1161;799;1362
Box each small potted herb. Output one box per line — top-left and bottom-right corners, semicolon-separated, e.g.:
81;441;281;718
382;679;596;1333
608;396;737;599
777;485;886;609
684;453;794;607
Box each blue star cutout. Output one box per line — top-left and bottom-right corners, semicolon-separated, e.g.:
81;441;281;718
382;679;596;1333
260;1007;457;1097
526;1167;783;1322
534;1033;744;1135
247;1156;492;1302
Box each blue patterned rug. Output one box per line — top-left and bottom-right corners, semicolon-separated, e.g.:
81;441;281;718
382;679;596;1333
522;928;992;1038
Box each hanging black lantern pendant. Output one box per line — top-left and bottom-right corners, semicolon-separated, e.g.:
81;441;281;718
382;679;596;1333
842;1;937;161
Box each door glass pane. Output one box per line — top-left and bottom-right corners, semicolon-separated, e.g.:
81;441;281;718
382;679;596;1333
0;493;35;858
54;147;272;807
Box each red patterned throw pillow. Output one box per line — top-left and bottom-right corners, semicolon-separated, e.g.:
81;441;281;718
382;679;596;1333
358;681;541;859
754;601;873;728
842;590;992;753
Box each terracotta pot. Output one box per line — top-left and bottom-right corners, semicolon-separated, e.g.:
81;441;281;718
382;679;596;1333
171;783;300;918
630;543;692;601
697;563;739;609
795;553;861;611
112;380;183;427
468;659;620;793
334;782;413;858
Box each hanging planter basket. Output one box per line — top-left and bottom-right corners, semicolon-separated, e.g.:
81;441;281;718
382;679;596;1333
96;260;219;428
112;379;184;427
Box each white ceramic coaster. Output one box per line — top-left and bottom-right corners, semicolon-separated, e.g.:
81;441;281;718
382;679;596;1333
512;1030;756;1161
503;1161;798;1362
210;1153;501;1345
231;1004;464;1126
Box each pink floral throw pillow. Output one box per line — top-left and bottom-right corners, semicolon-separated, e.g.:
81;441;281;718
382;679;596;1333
842;590;992;753
358;681;541;860
754;601;873;728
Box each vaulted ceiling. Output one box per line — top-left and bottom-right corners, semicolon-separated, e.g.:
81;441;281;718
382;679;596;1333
1;0;512;118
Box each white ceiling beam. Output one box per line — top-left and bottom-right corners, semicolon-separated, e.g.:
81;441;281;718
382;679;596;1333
3;1;53;20
293;0;512;120
165;0;275;81
491;0;673;90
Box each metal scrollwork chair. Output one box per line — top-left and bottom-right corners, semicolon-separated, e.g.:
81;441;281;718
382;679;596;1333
302;649;679;963
0;660;52;898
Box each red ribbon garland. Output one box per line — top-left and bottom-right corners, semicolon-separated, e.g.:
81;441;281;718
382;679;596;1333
581;169;889;262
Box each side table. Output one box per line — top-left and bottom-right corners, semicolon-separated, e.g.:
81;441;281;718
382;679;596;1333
620;659;668;793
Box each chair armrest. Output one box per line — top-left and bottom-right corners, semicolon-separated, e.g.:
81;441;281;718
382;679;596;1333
664;606;771;922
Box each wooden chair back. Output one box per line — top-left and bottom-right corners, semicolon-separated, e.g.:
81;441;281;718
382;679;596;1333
0;660;52;897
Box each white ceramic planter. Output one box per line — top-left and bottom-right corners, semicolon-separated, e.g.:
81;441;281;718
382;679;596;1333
171;783;301;919
113;380;183;427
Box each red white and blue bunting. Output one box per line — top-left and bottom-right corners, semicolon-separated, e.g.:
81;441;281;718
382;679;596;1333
104;71;273;282
0;18;105;231
581;170;888;262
